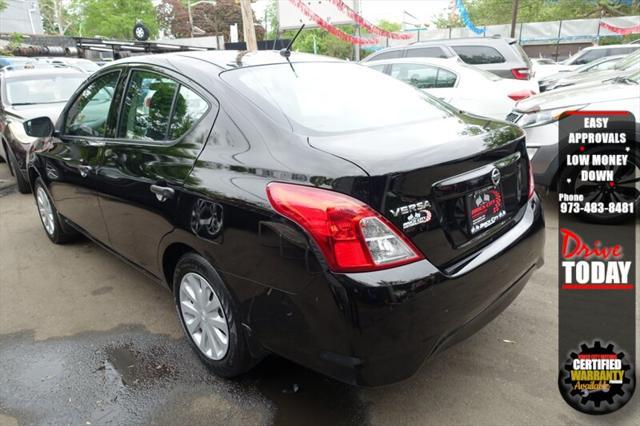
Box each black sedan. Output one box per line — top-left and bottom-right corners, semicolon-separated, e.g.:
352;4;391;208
24;51;544;386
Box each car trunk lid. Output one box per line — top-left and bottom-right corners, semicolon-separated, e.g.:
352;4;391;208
308;115;530;269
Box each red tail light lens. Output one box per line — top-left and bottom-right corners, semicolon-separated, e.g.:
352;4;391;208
511;68;530;80
266;182;424;273
508;90;536;101
528;158;535;199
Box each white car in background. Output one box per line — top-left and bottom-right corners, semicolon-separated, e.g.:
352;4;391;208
364;57;538;120
533;44;640;79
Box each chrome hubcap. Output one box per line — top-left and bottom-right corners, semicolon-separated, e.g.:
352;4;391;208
36;187;55;236
179;272;229;360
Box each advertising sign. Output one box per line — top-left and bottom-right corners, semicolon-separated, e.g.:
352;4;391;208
556;111;637;414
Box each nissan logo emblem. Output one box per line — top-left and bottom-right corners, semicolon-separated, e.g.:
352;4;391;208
491;168;501;186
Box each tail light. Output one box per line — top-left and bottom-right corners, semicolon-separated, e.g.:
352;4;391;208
528;158;535;199
511;68;530;80
266;182;424;273
508;90;536;101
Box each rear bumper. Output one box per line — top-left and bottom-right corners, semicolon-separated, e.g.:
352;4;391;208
305;194;545;386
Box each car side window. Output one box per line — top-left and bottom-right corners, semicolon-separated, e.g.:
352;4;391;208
168;85;209;140
390;63;438;89
452;46;506;64
118;70;179;141
435;68;457;88
369;64;386;73
591;60;617;71
572;49;603;65
405;47;448;59
65;71;119;137
369;50;402;61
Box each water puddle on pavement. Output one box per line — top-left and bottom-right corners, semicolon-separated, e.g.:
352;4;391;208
0;327;368;425
99;343;175;387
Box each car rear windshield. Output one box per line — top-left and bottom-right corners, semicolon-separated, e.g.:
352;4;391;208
221;62;453;134
452;45;506;64
5;74;86;106
512;43;531;65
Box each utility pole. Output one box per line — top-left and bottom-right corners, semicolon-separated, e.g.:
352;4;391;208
510;0;520;38
240;0;258;51
188;0;194;38
353;0;361;61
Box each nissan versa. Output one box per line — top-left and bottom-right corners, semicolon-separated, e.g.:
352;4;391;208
24;51;544;386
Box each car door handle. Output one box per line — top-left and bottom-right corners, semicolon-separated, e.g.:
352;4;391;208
150;185;175;202
78;165;93;177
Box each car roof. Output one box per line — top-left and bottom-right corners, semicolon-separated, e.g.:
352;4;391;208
113;50;343;71
0;67;88;79
582;44;640;51
411;37;516;46
363;57;462;67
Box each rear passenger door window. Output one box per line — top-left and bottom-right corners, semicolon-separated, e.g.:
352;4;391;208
118;70;209;142
118;71;179;141
435;68;457;88
169;86;209;139
65;71;120;137
405;47;448;59
452;46;506;64
389;63;438;89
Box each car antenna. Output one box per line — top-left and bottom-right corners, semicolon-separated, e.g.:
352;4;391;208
280;23;305;59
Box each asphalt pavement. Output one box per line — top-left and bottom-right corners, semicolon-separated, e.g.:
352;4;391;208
0;162;638;425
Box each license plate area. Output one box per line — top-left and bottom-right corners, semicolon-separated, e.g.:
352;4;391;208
466;185;506;235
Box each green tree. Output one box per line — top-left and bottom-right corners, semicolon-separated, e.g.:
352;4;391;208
265;0;279;39
375;19;402;33
435;0;640;28
39;0;81;35
0;1;6;12
77;0;159;39
282;25;355;59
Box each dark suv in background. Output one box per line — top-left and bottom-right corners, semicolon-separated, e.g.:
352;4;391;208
362;37;533;80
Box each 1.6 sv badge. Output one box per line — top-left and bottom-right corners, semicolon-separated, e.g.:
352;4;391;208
389;200;433;230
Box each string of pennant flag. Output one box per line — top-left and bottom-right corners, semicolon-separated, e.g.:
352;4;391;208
287;0;409;45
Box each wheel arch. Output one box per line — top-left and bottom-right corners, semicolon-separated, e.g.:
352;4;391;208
28;166;41;187
161;241;199;290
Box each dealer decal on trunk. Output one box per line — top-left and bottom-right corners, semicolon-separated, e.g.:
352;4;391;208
389;200;433;230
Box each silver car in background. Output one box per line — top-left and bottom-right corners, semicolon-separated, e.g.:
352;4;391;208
362;37;533;80
539;50;640;92
538;54;626;92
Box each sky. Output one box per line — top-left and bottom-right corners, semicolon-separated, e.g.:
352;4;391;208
252;0;452;29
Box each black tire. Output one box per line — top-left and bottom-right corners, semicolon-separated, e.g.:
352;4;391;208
173;253;257;378
33;178;78;244
12;160;31;194
5;148;30;193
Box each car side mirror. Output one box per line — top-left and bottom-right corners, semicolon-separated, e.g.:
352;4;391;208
23;116;54;138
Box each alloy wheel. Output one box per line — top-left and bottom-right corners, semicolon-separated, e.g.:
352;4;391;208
179;272;229;360
36;187;55;236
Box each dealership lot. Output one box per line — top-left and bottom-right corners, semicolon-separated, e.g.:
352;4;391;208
0;162;637;425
